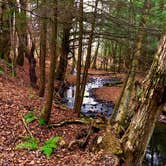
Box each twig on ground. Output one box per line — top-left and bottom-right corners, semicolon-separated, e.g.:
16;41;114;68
21;115;33;137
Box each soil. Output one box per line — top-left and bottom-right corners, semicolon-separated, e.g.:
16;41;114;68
93;86;123;103
0;61;118;165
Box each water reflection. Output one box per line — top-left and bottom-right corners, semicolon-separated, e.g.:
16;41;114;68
144;122;166;166
63;77;119;117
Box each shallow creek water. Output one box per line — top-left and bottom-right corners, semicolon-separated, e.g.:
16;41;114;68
62;76;166;166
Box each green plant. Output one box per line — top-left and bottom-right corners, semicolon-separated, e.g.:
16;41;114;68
0;66;4;74
41;136;62;157
24;110;37;124
16;136;38;150
39;117;46;126
28;88;35;99
80;117;90;124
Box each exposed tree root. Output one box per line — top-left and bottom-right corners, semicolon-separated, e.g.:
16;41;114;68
48;119;88;128
68;125;93;150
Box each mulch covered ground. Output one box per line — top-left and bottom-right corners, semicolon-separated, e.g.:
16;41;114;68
0;63;119;165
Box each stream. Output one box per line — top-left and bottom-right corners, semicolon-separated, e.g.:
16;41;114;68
62;76;166;166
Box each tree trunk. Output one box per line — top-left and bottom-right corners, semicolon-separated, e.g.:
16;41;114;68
39;0;47;97
115;0;151;127
40;1;58;124
28;42;37;88
55;0;74;82
16;0;27;66
0;2;11;62
122;34;166;166
74;0;83;116
91;39;100;69
75;0;99;116
55;25;71;81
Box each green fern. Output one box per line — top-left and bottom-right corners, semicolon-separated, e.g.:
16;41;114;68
16;137;38;150
24;111;37;124
41;136;62;157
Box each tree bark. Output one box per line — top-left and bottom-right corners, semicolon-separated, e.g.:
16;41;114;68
55;0;74;82
77;0;99;116
39;0;47;97
0;1;11;62
16;0;27;66
122;33;166;166
73;0;83;116
40;1;58;124
91;39;100;69
115;0;151;127
27;42;37;88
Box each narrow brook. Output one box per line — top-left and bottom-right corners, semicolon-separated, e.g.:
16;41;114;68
62;76;166;166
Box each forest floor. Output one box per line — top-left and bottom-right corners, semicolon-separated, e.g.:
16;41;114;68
0;60;165;165
0;61;119;166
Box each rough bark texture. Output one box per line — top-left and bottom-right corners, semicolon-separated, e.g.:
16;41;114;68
115;0;151;126
28;42;37;88
122;34;166;166
0;2;11;62
41;1;57;124
74;0;83;116
55;0;74;82
39;1;47;97
16;0;27;66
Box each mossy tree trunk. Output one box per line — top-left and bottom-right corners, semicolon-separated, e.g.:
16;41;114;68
122;33;166;166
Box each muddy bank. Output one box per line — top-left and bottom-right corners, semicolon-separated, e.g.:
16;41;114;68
92;86;123;104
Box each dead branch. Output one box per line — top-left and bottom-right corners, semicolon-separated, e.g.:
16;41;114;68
21;115;33;138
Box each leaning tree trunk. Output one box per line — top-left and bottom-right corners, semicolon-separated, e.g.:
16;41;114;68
122;33;166;166
115;0;151;127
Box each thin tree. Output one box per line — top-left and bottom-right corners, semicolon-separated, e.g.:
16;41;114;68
39;0;47;97
74;0;84;115
40;0;58;124
115;0;151;127
74;0;99;116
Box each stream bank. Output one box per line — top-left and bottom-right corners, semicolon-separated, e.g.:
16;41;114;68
64;74;166;166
